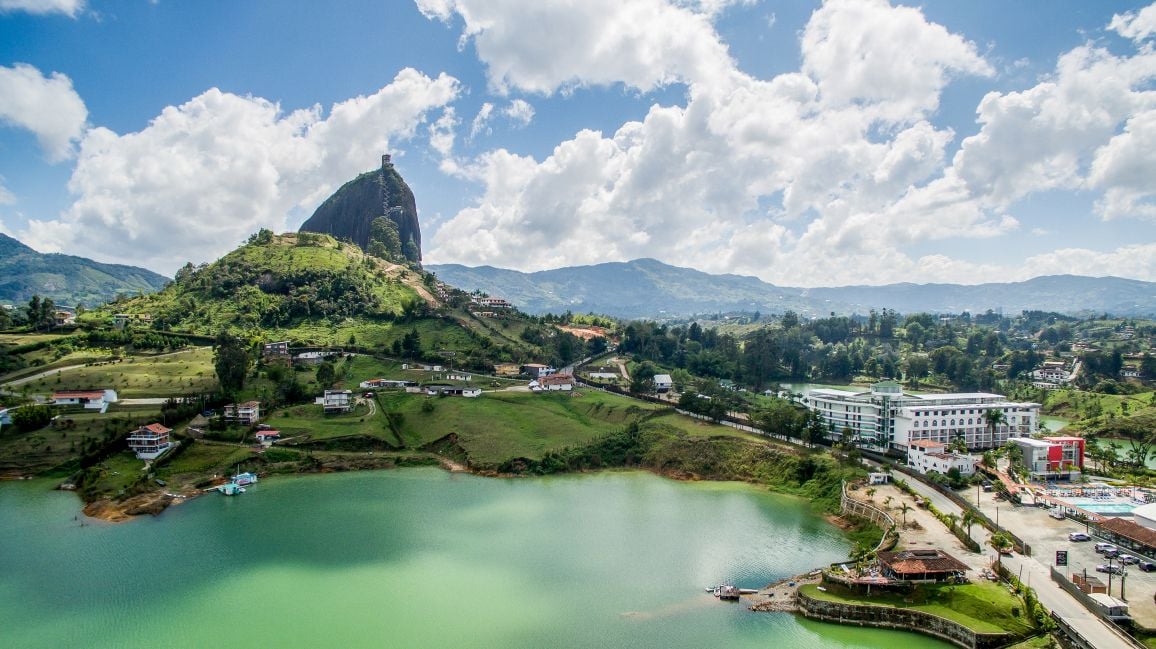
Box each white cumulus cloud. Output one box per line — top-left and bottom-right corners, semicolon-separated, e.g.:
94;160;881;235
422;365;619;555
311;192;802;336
22;68;460;273
0;0;83;16
427;0;1003;285
416;0;737;94
1109;3;1156;42
0;63;88;161
503;99;534;127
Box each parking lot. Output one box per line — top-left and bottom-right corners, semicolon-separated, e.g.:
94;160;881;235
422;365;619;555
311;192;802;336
972;486;1156;628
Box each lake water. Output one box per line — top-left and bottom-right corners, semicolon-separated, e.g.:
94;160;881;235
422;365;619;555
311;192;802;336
0;469;949;648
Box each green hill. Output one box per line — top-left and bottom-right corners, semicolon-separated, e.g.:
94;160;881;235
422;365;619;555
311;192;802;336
93;231;421;337
89;232;586;369
0;233;170;307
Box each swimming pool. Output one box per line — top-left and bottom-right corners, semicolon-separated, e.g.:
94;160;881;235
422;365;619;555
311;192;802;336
1060;498;1140;515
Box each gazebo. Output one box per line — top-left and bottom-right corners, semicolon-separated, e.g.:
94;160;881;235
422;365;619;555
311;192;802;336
876;549;969;583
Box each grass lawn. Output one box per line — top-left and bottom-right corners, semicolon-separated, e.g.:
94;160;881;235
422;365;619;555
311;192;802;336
0;409;162;476
20;348;216;398
645;412;771;442
82;451;149;497
267;402;381;442
157;442;253;482
265;388;666;463
800;581;1033;635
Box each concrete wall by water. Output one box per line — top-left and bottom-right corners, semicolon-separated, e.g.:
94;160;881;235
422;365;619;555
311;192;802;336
797;589;1010;649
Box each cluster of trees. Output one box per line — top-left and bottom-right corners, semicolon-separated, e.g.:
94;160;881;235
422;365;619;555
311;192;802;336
519;324;606;368
24;295;58;332
367;216;413;263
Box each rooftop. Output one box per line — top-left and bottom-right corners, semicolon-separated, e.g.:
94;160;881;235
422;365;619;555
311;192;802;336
877;549;969;576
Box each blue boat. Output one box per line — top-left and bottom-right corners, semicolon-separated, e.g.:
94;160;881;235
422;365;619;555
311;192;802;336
217;482;246;496
232;472;258;486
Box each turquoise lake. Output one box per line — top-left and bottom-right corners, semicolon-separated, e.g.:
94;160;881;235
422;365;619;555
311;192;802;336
0;469;950;648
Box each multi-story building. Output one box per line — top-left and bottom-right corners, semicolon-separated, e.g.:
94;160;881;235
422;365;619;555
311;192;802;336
1010;437;1082;480
799;380;1040;452
127;423;172;460
907;439;976;477
321;390;353;414
224;401;261;425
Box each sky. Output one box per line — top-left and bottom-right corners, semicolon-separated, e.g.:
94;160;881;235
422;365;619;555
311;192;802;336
1;0;1155;288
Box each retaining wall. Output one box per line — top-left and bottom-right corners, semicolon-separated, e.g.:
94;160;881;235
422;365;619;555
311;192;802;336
797;589;1010;649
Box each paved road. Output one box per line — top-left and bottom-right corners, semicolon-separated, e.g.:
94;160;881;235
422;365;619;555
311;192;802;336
895;471;1138;649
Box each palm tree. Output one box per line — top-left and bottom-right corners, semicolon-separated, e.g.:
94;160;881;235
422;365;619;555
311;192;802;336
899;502;913;528
945;512;960;531
962;509;977;539
983;409;1007;448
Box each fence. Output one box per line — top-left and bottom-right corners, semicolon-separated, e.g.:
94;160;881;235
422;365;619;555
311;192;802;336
1049;566;1146;649
861;449;1032;556
840;481;897;553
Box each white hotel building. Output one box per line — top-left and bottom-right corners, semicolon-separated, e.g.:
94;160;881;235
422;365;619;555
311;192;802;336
798;381;1040;452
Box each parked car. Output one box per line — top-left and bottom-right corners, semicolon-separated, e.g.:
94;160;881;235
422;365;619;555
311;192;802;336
1104;549;1120;559
1069;532;1092;542
1139;562;1156;572
1120;554;1140;565
1050;509;1066;520
1097;564;1126;575
1096;543;1118;554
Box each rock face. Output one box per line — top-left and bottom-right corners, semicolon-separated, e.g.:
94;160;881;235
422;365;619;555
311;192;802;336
298;156;422;261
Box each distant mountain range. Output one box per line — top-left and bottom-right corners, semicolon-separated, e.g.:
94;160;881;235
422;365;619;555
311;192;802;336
0;233;170;308
428;258;1156;318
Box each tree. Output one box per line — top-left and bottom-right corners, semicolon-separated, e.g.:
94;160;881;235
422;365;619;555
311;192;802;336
0;306;10;330
11;404;54;432
961;509;977;539
983;409;1006;449
369;216;402;260
905;355;929;386
316;361;336;387
899;502;913;528
213;330;251;397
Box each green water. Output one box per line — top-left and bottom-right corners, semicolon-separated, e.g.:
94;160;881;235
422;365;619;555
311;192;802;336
0;469;949;648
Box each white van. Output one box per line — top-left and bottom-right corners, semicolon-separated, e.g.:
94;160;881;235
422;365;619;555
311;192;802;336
1050;509;1065;520
1095;542;1118;554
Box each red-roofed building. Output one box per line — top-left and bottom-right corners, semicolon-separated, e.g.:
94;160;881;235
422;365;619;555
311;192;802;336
531;374;574;391
907;439;976;476
255;430;281;445
127;423;172;459
52;389;118;413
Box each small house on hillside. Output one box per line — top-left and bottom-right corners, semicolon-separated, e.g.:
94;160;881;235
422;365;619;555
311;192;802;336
447;372;472;381
493;363;521;377
224;401;261;425
127;423;172;460
653;374;673;393
531;374;574;392
321;390;353;414
522;363;555;378
255;430;281;445
426;386;481;397
53;389;118;413
360;378;415;389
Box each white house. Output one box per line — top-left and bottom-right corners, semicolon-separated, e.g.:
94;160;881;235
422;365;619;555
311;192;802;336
531;374;575;391
1031;367;1070;383
360;378;414;389
653;374;673;393
255;430;281;445
426;386;482;397
127;423;172;460
447;372;472;381
321;390;353;414
294;351;340;365
907;439;976;476
52;389;118;413
224;401;261;425
522;363;556;378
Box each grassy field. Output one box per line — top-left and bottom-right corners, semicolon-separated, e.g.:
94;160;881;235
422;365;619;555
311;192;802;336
643;412;767;441
800;582;1033;635
16;348;216;398
0;408;162;476
264;388;695;464
157;442;253;482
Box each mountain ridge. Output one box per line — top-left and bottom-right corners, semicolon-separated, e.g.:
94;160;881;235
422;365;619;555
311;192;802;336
0;233;171;307
428;259;1156;318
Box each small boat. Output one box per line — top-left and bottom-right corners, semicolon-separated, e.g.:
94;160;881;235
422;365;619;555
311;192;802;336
716;585;741;601
218;483;245;496
232;472;258;486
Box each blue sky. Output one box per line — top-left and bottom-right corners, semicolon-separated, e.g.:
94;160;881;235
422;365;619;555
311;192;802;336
0;0;1154;287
